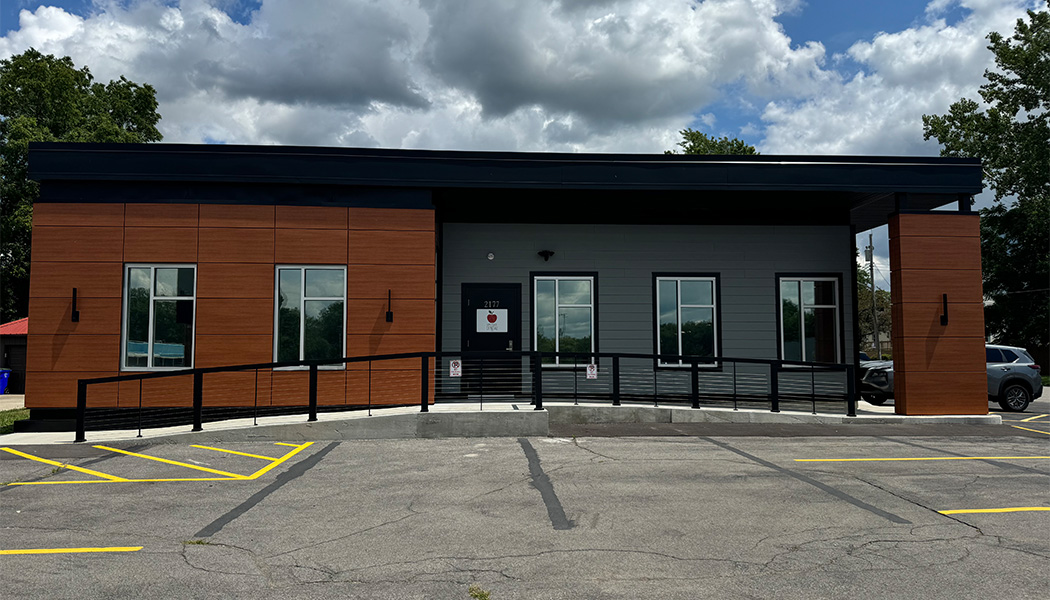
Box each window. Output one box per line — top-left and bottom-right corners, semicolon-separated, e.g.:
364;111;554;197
534;275;594;365
275;266;346;365
779;277;840;363
656;276;718;366
122;265;196;369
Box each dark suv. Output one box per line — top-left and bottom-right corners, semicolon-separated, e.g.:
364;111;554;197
859;344;1043;412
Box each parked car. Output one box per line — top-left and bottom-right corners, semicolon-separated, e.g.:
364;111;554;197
859;344;1043;412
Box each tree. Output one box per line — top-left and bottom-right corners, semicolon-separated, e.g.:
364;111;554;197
0;48;162;322
922;3;1049;361
856;265;892;358
666;128;759;155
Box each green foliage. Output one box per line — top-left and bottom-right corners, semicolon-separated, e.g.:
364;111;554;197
0;408;30;435
666;128;758;155
467;584;492;600
856;266;891;358
922;3;1049;355
0;48;162;322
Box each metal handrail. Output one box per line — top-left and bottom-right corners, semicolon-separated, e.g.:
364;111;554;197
75;351;856;442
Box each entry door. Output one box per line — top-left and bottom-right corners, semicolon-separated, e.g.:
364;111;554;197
461;283;522;394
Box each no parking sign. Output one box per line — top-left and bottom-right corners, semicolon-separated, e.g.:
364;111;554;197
450;359;462;378
586;363;598;379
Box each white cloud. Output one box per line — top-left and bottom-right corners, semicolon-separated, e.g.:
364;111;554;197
0;0;1039;154
759;0;1036;155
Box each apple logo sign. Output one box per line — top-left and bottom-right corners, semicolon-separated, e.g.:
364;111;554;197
487;311;498;323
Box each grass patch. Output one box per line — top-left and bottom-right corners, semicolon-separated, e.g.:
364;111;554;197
182;539;213;546
1042;375;1049;387
0;408;29;435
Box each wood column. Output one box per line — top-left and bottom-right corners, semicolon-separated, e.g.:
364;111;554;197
889;213;986;415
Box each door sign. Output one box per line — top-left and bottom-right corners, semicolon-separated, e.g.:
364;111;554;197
476;309;508;333
449;359;462;378
586;363;598;379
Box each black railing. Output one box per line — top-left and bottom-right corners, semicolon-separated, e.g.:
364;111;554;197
75;351;855;442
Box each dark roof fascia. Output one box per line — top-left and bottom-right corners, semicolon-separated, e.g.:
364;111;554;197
28;142;983;196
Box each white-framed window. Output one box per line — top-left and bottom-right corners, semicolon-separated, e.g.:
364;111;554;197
122;264;196;370
274;266;346;366
779;276;840;363
534;275;595;366
656;276;718;366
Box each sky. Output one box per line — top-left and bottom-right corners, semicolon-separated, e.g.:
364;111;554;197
0;0;1039;285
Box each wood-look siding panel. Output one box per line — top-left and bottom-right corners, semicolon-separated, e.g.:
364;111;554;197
349;207;435;231
31;226;123;262
894;302;985;339
892;269;984;305
896;371;988;415
25;371;117;409
195;334;274;368
124;227;198;263
200;204;275;228
197;263;276;299
30;262;124;299
196;298;274;336
349;265;436;299
276;206;348;230
890;235;981;271
125;204;199;228
894;337;986;373
27;334;120;372
893;213;979;238
199;228;275;263
345;370;425;406
274;228;348;264
118;375;195;408
349;230;434;265
347;298;434;335
268;370;309;406
33;203;124;227
29;297;122;337
347;334;434;357
199;370;270;408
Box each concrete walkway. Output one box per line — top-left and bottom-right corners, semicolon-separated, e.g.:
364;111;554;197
0;394;25;411
0;399;1001;445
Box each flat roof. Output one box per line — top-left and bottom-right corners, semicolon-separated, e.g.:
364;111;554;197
29;143;983;231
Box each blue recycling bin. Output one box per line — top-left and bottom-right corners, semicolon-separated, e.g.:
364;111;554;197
0;369;10;395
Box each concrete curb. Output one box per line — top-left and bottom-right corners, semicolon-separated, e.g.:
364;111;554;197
546;404;1003;426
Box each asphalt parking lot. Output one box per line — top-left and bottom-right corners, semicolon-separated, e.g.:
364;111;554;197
1;410;1048;599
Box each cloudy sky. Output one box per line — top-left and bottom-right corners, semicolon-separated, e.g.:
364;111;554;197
1;0;1038;282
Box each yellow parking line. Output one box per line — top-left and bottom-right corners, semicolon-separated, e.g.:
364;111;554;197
244;442;313;479
1020;413;1048;422
1011;425;1050;436
795;456;1050;462
274;442;301;447
939;507;1050;515
0;447;128;482
190;445;279;461
0;546;142;555
93;445;247;479
7;477;241;486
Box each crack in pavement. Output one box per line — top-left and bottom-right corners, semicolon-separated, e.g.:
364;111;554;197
699;437;912;524
519;438;575;530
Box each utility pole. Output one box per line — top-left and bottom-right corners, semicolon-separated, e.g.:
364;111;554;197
866;233;881;359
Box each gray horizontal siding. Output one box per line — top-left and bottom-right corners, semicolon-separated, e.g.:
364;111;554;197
441;223;853;362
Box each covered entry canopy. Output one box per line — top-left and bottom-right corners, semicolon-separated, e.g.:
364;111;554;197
29;144;982;231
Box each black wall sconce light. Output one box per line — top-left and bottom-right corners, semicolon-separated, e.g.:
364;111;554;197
386;289;394;323
538;250;555;262
940;293;948;326
71;287;80;323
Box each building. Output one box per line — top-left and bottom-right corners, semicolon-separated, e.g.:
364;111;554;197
0;317;28;394
23;143;987;425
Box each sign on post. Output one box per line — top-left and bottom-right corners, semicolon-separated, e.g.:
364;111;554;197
586;363;598;379
450;359;462;378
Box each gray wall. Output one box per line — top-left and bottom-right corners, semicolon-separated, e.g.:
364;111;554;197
441;223;854;362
